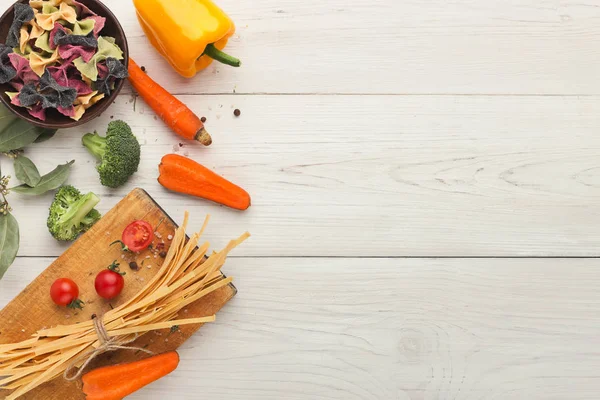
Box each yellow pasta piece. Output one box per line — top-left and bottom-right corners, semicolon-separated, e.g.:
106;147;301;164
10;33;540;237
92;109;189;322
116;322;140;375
35;2;77;31
72;92;104;121
30;0;62;8
19;27;29;54
28;10;45;40
29;48;59;77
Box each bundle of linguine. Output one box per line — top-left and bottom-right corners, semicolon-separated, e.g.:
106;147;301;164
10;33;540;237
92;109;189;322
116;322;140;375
0;213;249;400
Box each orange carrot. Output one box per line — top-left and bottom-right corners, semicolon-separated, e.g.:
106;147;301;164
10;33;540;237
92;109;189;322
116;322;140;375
82;351;180;400
158;154;251;210
127;59;212;146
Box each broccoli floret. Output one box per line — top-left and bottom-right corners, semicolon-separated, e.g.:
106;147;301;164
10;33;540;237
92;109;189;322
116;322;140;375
47;186;102;241
82;120;141;188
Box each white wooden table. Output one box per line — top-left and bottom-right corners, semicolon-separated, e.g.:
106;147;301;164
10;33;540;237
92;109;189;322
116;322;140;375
2;0;600;398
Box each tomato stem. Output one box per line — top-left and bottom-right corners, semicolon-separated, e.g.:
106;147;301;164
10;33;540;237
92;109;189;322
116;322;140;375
110;240;130;252
108;261;126;276
67;299;85;310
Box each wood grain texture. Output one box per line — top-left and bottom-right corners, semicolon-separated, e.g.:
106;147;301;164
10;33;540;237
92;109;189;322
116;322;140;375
101;0;600;95
2;257;600;399
1;0;598;398
0;189;236;400
3;95;600;257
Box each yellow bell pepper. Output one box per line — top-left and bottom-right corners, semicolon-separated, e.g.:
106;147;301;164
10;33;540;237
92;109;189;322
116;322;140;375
133;0;241;78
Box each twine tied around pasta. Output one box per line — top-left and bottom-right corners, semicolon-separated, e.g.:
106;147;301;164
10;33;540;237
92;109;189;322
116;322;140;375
63;314;154;381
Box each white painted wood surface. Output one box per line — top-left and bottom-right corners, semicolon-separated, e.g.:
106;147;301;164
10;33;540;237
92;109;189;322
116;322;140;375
2;0;600;398
2;258;600;399
7;95;600;257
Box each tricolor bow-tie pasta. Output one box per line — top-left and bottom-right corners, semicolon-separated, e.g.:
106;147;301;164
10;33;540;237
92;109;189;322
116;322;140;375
0;0;126;121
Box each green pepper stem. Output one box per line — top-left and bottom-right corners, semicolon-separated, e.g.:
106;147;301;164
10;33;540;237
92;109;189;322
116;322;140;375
204;44;241;67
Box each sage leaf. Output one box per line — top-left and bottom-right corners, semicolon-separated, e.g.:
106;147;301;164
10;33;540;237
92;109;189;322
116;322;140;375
0;104;58;151
0;105;15;133
11;160;74;195
0;118;44;152
14;156;41;187
34;129;58;143
0;212;19;280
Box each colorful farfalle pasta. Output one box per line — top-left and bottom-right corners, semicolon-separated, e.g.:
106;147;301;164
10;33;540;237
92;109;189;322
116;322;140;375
0;0;126;121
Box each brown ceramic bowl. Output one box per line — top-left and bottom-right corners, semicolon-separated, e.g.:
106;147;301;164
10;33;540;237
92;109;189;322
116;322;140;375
0;0;128;129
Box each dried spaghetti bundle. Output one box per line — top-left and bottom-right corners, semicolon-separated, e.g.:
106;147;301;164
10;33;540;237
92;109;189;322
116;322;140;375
0;213;248;400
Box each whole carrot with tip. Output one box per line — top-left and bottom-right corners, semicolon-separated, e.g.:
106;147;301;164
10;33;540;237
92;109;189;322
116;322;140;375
158;154;251;210
128;59;212;146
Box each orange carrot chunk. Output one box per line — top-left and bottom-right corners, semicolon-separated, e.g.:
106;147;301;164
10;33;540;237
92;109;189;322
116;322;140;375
158;154;251;210
82;351;180;400
127;59;212;146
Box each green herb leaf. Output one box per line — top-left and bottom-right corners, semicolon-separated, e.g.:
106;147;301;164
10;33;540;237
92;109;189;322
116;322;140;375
14;156;41;187
0;105;16;133
0;119;44;152
34;129;58;143
0;105;58;151
11;160;74;195
0;212;19;280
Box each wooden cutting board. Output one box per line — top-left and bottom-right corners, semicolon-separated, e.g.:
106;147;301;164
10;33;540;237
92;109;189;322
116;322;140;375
0;188;237;399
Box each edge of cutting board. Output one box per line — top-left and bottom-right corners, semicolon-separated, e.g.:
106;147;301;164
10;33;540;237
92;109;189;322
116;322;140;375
0;188;238;400
140;188;238;296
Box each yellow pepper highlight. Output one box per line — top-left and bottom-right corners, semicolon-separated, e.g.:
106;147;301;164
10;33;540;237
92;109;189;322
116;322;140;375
133;0;240;78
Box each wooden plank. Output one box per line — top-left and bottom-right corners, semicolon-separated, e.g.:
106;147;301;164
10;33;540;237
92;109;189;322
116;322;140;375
101;0;600;95
0;189;236;400
4;95;600;257
3;257;600;399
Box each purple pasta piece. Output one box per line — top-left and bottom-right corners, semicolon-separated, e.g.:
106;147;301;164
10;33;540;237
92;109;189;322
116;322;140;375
47;65;92;96
48;66;65;83
8;53;39;85
39;69;78;108
10;94;47;122
70;79;93;96
10;93;22;107
6;3;34;48
46;61;71;78
28;104;46;121
57;105;76;117
70;0;97;18
96;57;127;96
97;61;109;79
59;44;96;63
10;81;24;91
86;15;106;37
0;44;17;84
49;23;69;50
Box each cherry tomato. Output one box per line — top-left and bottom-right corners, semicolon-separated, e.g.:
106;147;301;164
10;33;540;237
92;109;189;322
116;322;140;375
95;262;126;300
122;220;154;252
50;278;82;308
